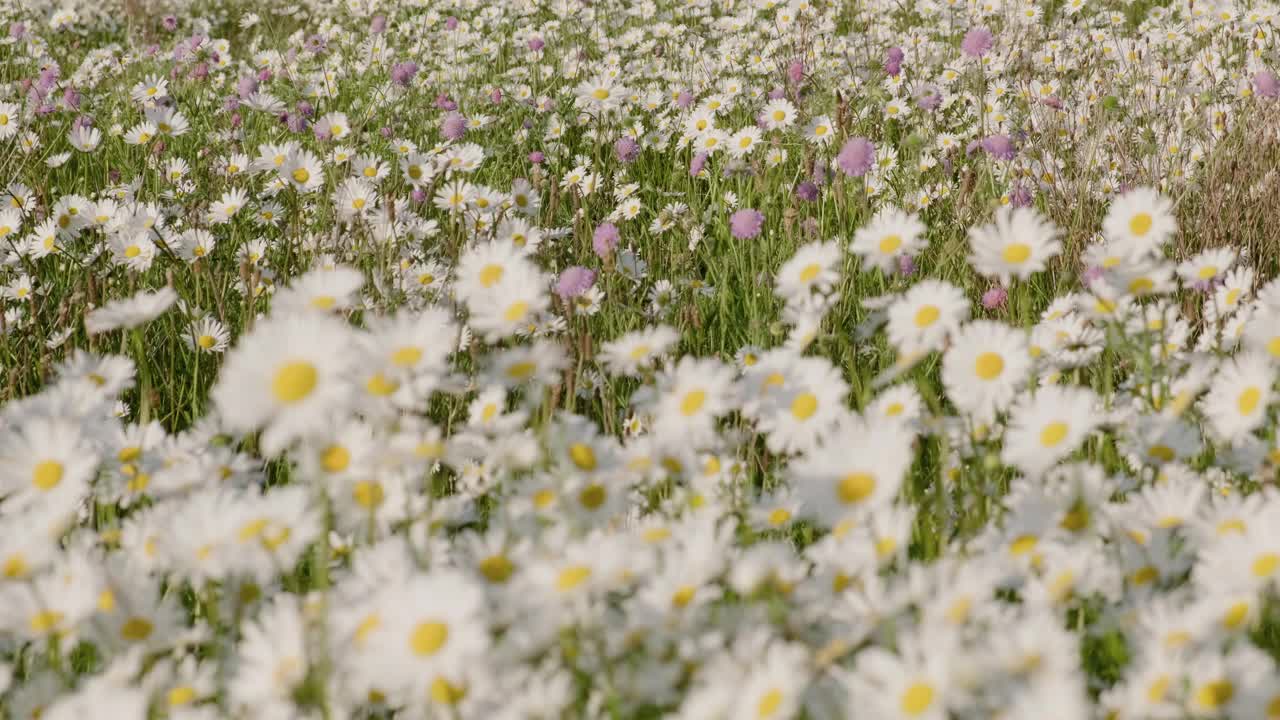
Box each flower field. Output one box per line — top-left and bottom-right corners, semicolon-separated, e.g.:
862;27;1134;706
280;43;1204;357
2;0;1280;716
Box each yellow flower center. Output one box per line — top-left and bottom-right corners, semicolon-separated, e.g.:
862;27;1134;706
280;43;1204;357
556;565;592;591
1010;535;1038;556
391;346;422;367
430;677;467;705
410;621;449;656
1252;553;1279;578
569;443;597;471
120;617;154;641
479;264;504;288
321;445;350;473
272;362;318;403
758;688;784;717
168;686;197;707
1039;421;1069;448
1002;243;1031;264
353;481;385;508
900;683;935;715
837;472;876;503
32;460;64;490
479;555;514;583
1238;387;1261;415
680;390;707;416
914;305;940;328
1195;680;1234;709
503;301;530;322
578;484;606;509
1129;212;1153;237
974;352;1004;380
791;392;818;420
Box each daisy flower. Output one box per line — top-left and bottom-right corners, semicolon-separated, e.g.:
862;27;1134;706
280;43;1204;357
943;320;1032;421
85;286;177;334
851;207;928;274
1001;386;1102;475
968;206;1062;285
886;280;970;354
211;312;355;454
650;356;739;447
1201;352;1274;441
1102;187;1177;256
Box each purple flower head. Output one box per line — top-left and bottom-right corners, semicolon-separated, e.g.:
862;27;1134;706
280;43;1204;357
296;100;314;118
676;91;695;109
370;15;387;34
1255;71;1279;98
9;22;26;39
1083;265;1105;285
961;27;995;58
189;62;209;81
527;36;545;51
1010;184;1034;208
898;254;917;277
490;87;503;104
304;35;327;55
236;76;259;99
614;136;639;163
162;15;177;31
441;112;467;141
257;68;273;83
391;62;418;87
73;115;93;131
729;209;765;240
380;126;393;138
767;86;787;100
787;60;805;85
982;286;1008;310
915;84;943;110
980;134;1016;161
63;86;81;109
412;188;428;204
556;266;597;300
37;67;59;94
593;223;620;258
445;16;459;30
795;181;819;202
689;151;709;177
434;93;457;111
286;114;308;133
836;137;876;177
108;169;121;184
229;112;242;128
528;151;545;165
965;139;982;156
885;47;904;77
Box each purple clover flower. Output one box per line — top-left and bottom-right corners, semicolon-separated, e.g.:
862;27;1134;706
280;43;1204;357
836;138;875;177
729;209;765;239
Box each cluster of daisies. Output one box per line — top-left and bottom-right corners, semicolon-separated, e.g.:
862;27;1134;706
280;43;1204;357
1;0;1279;717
